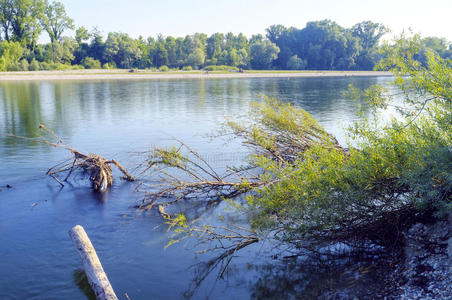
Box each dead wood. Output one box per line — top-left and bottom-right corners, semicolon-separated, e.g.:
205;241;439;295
9;125;135;192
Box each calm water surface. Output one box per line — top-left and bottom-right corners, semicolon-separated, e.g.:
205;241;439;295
0;76;393;299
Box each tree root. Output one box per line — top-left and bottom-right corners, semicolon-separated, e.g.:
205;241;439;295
10;125;135;193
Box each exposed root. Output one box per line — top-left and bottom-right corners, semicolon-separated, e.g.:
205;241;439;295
10;125;135;193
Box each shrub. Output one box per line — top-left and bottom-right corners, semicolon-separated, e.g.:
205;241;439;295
29;59;40;71
82;57;101;69
19;59;29;71
102;62;116;69
182;65;192;71
0;41;24;72
286;55;306;70
39;62;50;70
159;65;169;72
203;65;239;72
6;62;20;71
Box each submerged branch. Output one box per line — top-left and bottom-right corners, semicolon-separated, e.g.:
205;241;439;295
10;125;135;192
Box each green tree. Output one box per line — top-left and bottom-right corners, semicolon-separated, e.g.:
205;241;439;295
0;0;14;41
351;21;388;51
351;21;388;69
44;36;74;63
249;40;279;69
186;47;205;69
286;54;306;70
87;28;105;63
0;40;24;70
419;36;452;62
41;0;73;43
73;26;90;65
164;36;178;67
0;0;45;48
104;32;142;68
265;24;287;44
81;56;100;69
153;41;168;67
206;32;224;64
294;20;360;70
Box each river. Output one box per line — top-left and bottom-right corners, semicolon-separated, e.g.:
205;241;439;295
0;76;394;299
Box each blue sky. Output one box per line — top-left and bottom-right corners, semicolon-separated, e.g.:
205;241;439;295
58;0;452;41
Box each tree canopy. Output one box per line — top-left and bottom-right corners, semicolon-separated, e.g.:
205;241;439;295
0;1;451;71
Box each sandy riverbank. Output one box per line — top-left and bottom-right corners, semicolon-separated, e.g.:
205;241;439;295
0;70;392;81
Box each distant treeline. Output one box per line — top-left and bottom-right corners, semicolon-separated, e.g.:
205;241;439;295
1;0;451;71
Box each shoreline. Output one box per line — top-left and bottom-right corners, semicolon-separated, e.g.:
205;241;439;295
0;70;392;81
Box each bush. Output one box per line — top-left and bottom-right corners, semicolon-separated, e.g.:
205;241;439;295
242;36;452;243
102;62;116;69
82;57;101;69
286;55;306;70
0;41;24;72
18;59;29;71
39;62;50;70
182;65;192;71
29;59;40;71
159;65;169;72
203;65;239;72
48;63;72;70
38;62;82;71
6;62;20;71
71;64;85;70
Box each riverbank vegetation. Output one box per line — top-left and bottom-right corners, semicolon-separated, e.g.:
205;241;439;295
140;35;451;251
1;1;452;72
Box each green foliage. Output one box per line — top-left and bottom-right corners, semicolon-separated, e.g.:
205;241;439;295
102;62;115;69
286;55;306;70
0;1;450;73
39;61;78;70
241;36;451;243
203;65;238;71
18;58;29;70
104;32;142;68
158;65;169;72
265;20;389;70
0;0;45;47
185;47;205;69
41;0;74;43
249;40;280;69
351;21;388;70
81;57;100;69
0;40;24;71
182;65;192;71
29;58;39;70
44;38;75;64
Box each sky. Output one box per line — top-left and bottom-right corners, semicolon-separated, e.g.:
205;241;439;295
57;0;452;41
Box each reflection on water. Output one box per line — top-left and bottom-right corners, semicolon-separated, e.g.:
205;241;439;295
249;253;396;300
0;77;394;299
73;269;96;300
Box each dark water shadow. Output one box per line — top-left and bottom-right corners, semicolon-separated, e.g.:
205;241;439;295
73;269;97;300
183;240;401;300
248;252;399;300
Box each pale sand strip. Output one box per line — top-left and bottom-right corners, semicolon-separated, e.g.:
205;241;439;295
0;70;392;81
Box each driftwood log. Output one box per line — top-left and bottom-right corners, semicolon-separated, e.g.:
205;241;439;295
69;225;118;300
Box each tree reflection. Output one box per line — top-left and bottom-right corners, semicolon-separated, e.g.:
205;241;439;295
248;252;397;299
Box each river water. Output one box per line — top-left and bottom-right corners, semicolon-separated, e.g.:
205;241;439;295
0;76;394;299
